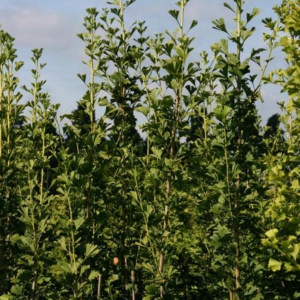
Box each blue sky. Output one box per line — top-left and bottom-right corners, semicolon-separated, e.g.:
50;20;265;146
0;0;285;124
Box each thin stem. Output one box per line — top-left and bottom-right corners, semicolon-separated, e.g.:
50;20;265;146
40;130;45;205
29;166;38;300
233;1;242;298
133;174;159;270
131;270;135;300
97;274;102;300
30;269;38;300
6;62;12;148
180;0;185;38
257;17;281;88
33;58;39;123
159;205;169;299
67;191;77;275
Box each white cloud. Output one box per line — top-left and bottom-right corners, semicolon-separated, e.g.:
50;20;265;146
0;6;80;50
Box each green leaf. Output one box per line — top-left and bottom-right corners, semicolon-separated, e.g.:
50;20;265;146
38;218;48;233
246;7;260;24
53;262;73;274
74;218;85;230
88;270;99;281
212;18;228;34
286;98;295;112
291;243;300;261
167;265;177;277
268;258;282;272
151;147;162;159
99;151;109;159
211;39;228;55
215;105;231;121
175;45;185;58
0;296;11;300
77;73;87;84
107;274;119;285
11;285;23;295
59;237;67;251
135;106;149;117
144;284;157;298
188;20;198;31
284;263;296;272
129;191;138;202
85;244;100;258
265;229;278;239
168;9;179;23
223;2;235;13
15;61;24;71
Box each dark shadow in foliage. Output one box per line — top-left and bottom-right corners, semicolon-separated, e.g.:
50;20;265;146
43;117;61;194
64;96;95;141
227;94;262;158
187;107;206;148
264;113;280;139
111;106;143;150
261;113;285;157
108;73;144;156
65;94;144;158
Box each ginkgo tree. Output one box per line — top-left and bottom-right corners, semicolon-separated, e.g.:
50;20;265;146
0;0;299;299
262;1;300;297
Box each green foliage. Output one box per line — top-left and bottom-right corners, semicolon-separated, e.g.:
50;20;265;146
260;1;300;298
0;0;299;299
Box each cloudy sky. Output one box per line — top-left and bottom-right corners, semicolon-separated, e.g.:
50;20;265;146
0;0;285;124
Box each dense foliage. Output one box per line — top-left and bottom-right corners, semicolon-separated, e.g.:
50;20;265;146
0;0;299;299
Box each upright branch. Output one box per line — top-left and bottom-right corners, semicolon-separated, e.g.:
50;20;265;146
0;29;24;295
77;7;102;225
234;1;242;297
158;0;193;297
211;0;273;298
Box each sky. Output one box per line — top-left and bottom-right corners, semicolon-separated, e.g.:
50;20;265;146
0;0;286;125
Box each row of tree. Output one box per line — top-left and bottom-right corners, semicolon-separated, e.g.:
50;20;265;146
0;0;299;299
